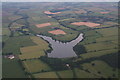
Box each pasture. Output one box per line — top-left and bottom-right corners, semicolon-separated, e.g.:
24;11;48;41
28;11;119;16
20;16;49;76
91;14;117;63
19;46;45;60
57;70;73;78
74;68;98;78
82;60;118;78
84;42;117;52
96;27;118;37
2;58;27;78
33;72;58;78
79;49;118;60
23;59;51;73
19;36;50;60
96;35;118;42
30;36;50;50
3;36;36;54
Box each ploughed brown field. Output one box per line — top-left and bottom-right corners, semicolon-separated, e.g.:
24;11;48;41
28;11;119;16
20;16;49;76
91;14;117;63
36;23;52;28
71;22;100;27
74;10;87;14
48;29;66;35
48;16;52;18
100;12;109;14
44;11;61;14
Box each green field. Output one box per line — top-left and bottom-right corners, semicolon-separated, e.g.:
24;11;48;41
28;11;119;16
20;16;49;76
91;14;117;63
84;42;117;52
19;46;46;59
30;36;50;50
96;35;118;42
2;58;27;78
19;36;50;60
23;59;51;73
77;49;118;60
33;72;58;78
82;60;118;78
3;36;36;54
57;70;73;78
74;68;98;78
96;27;118;37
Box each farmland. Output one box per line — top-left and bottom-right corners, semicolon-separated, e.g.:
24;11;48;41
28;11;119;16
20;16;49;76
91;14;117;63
19;36;50;60
35;23;52;28
23;59;51;73
2;2;119;79
48;29;66;35
33;72;58;78
71;22;100;27
81;60;118;78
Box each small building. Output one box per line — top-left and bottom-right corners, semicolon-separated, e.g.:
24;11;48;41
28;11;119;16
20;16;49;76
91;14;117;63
8;55;15;59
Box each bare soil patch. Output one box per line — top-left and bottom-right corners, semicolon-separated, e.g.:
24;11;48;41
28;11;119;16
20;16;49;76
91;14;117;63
48;16;52;18
71;22;100;27
36;23;51;28
44;11;61;14
100;12;109;14
74;9;87;14
48;29;66;35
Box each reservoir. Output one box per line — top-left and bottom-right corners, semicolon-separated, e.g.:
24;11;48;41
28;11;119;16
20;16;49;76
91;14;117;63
37;33;84;58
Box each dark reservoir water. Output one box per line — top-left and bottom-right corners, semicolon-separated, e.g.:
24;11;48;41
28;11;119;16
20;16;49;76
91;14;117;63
37;33;84;58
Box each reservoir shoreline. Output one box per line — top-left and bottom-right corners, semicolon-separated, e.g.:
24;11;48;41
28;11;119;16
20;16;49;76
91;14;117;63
36;33;84;58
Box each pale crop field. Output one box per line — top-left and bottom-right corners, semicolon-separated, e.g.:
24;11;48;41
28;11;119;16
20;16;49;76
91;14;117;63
19;36;50;60
30;36;49;49
19;50;45;60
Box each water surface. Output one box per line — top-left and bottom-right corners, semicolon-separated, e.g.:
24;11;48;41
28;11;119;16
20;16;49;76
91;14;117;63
37;33;84;58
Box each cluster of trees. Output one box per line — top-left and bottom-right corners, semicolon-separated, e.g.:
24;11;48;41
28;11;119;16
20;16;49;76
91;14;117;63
40;56;68;71
73;44;87;56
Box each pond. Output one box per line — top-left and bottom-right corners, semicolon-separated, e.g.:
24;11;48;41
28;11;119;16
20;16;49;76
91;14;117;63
37;33;84;58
